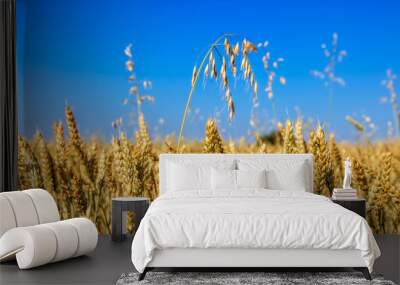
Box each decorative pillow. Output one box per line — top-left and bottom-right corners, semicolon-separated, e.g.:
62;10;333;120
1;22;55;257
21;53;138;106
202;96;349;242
238;159;307;191
236;169;267;189
211;168;236;190
167;162;209;191
167;160;235;191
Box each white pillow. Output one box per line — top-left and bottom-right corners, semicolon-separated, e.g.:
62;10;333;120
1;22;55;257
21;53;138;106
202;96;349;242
167;162;209;191
238;159;307;191
167;160;235;191
236;169;267;189
211;168;236;190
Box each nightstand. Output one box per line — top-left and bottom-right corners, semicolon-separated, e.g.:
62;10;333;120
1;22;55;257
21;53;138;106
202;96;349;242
111;197;150;242
332;198;366;218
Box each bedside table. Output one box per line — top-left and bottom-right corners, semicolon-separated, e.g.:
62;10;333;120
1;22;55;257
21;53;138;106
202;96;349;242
332;198;366;218
111;197;150;242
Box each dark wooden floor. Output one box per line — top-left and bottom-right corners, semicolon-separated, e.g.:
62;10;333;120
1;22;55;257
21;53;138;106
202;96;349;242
0;235;134;285
1;235;398;285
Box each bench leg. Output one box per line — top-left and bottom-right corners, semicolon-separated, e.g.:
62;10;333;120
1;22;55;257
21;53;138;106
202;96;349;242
138;268;148;281
354;267;371;280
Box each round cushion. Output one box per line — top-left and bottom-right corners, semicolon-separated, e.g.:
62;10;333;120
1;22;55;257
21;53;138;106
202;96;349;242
63;218;98;257
0;196;17;237
0;191;39;228
24;189;60;224
42;221;79;262
0;226;57;269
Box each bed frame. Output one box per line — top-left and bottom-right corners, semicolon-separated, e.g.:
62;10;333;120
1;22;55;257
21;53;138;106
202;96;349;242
139;154;372;281
140;248;370;280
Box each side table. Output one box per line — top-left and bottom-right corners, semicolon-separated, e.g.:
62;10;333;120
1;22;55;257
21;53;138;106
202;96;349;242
111;197;150;242
332;198;366;218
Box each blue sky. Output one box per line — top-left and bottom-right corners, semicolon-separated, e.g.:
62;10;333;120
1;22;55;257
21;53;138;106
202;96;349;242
17;0;400;141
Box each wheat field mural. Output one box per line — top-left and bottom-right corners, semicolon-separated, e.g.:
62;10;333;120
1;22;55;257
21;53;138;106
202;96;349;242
17;106;400;234
16;34;400;235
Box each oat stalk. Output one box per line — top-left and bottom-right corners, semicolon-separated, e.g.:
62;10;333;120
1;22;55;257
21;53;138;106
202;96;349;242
177;34;231;152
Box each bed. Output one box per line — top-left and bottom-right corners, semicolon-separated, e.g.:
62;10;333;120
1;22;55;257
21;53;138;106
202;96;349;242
131;154;380;280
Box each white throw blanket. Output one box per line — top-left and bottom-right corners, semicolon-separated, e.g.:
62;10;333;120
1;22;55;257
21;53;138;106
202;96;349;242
131;190;380;272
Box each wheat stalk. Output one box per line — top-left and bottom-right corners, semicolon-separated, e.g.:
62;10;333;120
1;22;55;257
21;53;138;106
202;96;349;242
277;121;284;146
203;118;224;153
37;132;56;196
295;119;307;153
134;114;157;199
352;158;369;199
314;126;335;196
52;122;71;218
283;120;296;153
65;106;83;149
17;136;30;190
328;134;343;187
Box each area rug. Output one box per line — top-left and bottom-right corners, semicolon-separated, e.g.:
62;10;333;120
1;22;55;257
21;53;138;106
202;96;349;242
116;271;395;285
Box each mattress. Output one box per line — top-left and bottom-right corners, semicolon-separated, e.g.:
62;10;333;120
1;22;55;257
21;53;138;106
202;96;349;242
131;189;380;273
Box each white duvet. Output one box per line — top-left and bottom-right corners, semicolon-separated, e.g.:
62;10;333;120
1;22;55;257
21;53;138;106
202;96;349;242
131;189;380;273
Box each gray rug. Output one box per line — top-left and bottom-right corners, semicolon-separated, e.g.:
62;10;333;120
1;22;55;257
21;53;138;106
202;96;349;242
116;272;396;285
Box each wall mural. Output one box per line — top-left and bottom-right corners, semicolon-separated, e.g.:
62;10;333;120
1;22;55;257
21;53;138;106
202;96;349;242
17;0;400;234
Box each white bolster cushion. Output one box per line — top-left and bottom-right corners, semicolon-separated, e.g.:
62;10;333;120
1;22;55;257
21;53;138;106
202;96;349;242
63;218;98;257
0;218;98;269
0;189;60;238
0;226;57;269
42;221;79;262
0;191;39;227
0;196;17;237
23;189;60;223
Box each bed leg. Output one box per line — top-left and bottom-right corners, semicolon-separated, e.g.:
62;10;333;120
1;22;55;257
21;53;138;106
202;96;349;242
354;267;371;280
138;268;148;281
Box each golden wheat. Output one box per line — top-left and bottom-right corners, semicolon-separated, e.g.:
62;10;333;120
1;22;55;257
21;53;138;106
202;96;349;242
37;132;55;196
328;134;343;188
17;136;30;190
17;114;400;235
295;119;307;153
314;126;335;196
203;119;224;153
352;158;369;199
283;120;296;153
